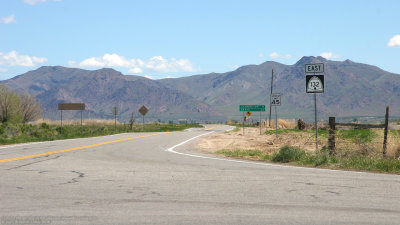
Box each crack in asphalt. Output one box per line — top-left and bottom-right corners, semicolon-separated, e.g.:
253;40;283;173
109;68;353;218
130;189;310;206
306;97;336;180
6;155;61;170
59;170;85;185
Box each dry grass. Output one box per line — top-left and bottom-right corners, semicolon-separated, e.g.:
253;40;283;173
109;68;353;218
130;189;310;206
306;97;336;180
199;124;400;160
267;119;296;129
30;119;121;126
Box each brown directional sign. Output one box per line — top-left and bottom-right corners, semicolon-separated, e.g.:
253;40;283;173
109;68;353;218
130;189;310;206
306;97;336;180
138;105;149;116
58;103;85;110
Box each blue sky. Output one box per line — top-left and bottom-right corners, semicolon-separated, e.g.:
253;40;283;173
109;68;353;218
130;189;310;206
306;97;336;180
1;0;399;80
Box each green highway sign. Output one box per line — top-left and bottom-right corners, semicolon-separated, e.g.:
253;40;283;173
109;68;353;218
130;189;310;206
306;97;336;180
239;105;265;112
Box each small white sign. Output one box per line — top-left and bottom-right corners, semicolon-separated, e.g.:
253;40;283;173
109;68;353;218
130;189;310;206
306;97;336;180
271;94;281;106
305;63;324;73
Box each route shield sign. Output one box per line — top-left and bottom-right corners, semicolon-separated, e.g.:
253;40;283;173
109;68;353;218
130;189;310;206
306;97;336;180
239;105;265;112
246;111;251;116
305;63;324;73
306;75;324;93
138;105;149;116
271;94;281;106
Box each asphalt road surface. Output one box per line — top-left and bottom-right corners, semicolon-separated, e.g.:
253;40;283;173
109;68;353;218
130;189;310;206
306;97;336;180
1;125;399;225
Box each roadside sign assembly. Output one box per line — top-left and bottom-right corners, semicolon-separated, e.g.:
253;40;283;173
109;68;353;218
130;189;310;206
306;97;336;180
270;94;281;137
239;105;265;135
58;103;85;134
305;63;325;151
138;105;149;131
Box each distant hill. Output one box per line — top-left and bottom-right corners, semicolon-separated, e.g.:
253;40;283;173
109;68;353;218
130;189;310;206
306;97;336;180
160;56;400;121
2;56;400;122
2;66;221;121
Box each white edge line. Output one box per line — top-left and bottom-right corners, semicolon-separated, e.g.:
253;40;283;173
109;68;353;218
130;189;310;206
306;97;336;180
165;128;397;176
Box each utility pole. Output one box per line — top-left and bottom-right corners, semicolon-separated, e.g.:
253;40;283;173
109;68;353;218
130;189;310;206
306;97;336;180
268;69;274;127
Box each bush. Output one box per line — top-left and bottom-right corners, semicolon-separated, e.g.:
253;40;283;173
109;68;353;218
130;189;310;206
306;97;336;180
41;122;50;129
272;146;305;163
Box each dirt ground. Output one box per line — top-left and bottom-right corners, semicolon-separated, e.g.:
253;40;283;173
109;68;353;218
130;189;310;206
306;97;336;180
197;126;400;158
198;127;320;154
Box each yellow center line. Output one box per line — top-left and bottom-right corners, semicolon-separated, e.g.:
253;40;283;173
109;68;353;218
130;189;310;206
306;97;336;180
205;127;215;130
0;132;171;164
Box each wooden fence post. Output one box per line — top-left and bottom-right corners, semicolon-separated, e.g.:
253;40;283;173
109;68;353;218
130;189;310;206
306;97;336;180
383;106;389;157
328;117;336;155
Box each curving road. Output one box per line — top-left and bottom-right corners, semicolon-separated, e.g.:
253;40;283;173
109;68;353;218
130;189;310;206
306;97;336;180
0;125;399;224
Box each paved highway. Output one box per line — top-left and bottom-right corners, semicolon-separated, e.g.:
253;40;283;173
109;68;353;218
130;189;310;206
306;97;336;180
0;125;399;224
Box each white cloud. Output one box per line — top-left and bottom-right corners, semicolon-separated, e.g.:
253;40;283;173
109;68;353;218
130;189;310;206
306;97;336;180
258;53;264;58
320;52;340;59
388;35;400;48
269;52;292;59
0;68;8;72
23;0;60;5
129;67;143;74
144;75;154;80
0;51;48;66
70;53;197;74
1;14;16;24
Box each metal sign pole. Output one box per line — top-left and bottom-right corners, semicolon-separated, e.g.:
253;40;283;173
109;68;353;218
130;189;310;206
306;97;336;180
314;92;318;151
142;115;144;132
275;105;278;138
259;111;261;135
80;110;83;135
60;110;63;134
243;111;245;136
268;69;274;127
115;114;117;131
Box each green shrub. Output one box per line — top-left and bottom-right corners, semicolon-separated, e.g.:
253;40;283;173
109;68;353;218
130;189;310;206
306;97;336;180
41;122;50;129
272;146;305;163
337;129;377;143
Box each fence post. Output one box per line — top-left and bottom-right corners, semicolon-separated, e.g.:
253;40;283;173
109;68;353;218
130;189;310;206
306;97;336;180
383;106;389;157
328;117;336;155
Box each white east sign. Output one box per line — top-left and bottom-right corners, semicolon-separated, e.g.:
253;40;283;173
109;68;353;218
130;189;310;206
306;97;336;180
305;63;324;73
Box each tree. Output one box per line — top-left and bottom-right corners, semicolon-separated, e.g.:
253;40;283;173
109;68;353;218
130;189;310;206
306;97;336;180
129;112;135;130
0;85;21;123
0;85;42;123
19;94;42;123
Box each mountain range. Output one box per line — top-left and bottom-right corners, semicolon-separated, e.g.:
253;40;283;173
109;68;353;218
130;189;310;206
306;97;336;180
2;56;400;122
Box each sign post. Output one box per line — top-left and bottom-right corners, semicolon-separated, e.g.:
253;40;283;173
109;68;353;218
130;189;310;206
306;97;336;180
113;106;118;131
305;64;325;151
268;69;274;127
271;94;281;138
239;105;265;135
58;103;85;135
138;105;149;132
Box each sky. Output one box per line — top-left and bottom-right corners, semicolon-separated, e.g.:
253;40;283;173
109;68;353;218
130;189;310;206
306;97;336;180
0;0;399;80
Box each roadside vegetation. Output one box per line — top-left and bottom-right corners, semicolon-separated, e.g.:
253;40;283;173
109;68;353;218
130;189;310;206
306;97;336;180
0;121;202;145
0;84;203;145
217;145;400;173
216;120;400;174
